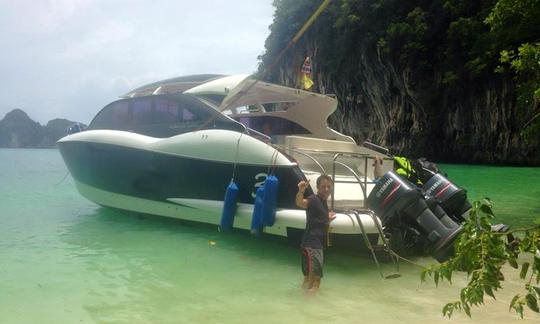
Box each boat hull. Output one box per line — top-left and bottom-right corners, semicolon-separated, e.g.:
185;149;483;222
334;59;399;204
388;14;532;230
57;128;382;251
58;139;305;208
71;179;380;249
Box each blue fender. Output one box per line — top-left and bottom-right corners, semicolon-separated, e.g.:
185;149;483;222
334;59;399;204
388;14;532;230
250;186;265;235
219;181;239;232
262;175;279;226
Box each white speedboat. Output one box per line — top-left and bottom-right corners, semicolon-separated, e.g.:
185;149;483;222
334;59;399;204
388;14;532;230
58;74;467;262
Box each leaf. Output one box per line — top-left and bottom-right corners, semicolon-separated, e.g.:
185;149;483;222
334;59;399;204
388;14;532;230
533;286;540;297
534;256;540;272
442;303;451;318
525;293;539;313
510;295;520;312
485;286;495;299
510;295;525;319
479;204;494;217
516;305;524;319
508;258;518;269
521;262;530;279
463;303;471;317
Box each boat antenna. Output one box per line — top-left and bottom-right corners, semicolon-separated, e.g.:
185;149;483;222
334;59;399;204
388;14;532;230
264;0;332;78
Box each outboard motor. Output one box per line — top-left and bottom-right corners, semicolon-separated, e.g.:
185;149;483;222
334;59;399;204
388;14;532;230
367;171;463;262
423;173;512;235
422;173;471;222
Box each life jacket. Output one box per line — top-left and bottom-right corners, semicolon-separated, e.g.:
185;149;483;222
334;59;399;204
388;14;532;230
393;156;422;185
393;156;442;185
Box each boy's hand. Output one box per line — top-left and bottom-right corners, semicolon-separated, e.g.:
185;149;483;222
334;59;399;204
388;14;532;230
297;180;310;192
329;211;336;222
373;156;384;178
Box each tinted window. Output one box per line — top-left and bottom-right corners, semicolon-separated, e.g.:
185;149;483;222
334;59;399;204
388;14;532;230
154;98;179;123
182;108;195;121
88;94;244;137
89;100;130;129
132;98;153;124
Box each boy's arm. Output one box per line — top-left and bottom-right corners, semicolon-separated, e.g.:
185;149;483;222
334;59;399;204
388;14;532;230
296;180;309;209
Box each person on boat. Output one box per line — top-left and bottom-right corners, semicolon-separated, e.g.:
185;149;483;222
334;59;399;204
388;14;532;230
261;121;273;143
295;175;336;293
373;156;385;181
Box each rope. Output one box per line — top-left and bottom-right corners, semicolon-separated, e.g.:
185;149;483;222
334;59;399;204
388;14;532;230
231;130;246;182
54;171;70;186
265;0;333;76
387;250;430;270
266;147;280;175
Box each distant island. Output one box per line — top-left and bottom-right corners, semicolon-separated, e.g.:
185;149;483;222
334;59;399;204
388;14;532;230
0;109;86;148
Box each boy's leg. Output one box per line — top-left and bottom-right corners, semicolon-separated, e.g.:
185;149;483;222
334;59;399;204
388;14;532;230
301;248;310;289
307;275;321;293
302;276;310;289
308;249;323;292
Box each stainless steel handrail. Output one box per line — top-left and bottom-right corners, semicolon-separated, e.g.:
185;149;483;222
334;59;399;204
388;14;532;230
333;161;367;203
351;209;400;279
286;148;370;156
331;153;370;210
274;146;327;174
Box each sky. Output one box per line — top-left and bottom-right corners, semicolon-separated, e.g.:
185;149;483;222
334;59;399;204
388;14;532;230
0;0;274;125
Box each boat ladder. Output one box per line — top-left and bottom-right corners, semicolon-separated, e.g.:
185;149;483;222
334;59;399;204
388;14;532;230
348;209;400;279
330;153;400;279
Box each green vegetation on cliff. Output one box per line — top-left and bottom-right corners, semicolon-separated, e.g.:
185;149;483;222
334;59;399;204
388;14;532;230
258;0;540;165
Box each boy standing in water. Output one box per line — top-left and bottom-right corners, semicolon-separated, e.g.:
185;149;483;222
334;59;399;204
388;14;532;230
295;175;336;293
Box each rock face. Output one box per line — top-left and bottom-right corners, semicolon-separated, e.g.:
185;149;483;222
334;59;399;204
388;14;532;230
334;55;538;165
265;46;539;166
257;1;540;166
0;109;84;148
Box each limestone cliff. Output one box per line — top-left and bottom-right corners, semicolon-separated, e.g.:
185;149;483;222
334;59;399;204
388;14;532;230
0;109;84;148
282;53;537;165
258;0;540;165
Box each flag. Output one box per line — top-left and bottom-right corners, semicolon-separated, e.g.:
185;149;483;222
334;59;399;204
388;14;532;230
300;56;313;90
301;73;314;90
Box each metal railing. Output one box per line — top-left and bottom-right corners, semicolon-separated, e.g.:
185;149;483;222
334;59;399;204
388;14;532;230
330;152;371;210
275;145;374;210
273;146;327;174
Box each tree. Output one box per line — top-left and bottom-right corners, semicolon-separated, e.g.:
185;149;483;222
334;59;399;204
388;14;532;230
485;0;540;139
422;198;540;318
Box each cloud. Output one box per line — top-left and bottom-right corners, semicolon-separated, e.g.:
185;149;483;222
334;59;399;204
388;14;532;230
0;0;274;124
0;0;95;34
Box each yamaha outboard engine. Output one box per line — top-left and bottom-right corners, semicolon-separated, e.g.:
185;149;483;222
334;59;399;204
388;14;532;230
422;173;512;234
422;173;471;222
367;171;463;262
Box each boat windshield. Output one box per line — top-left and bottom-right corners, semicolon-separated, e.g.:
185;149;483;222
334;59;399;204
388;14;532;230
87;93;245;137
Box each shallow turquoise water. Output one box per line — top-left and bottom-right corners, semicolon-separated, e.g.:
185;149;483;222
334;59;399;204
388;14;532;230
1;149;539;323
439;164;540;227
